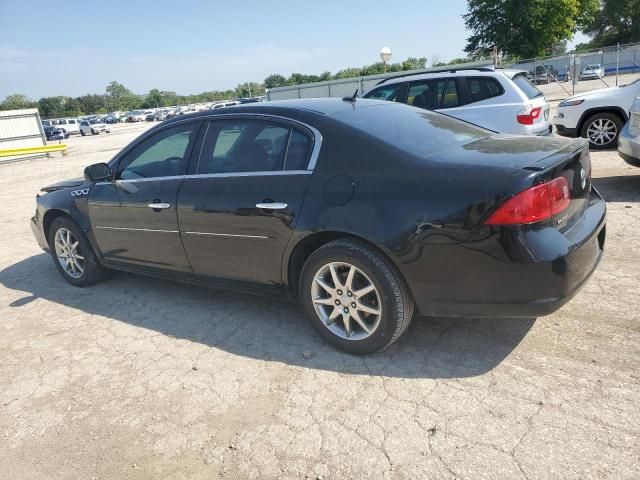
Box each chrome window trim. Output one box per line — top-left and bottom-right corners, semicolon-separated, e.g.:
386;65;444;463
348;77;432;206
95;170;312;185
94;226;179;233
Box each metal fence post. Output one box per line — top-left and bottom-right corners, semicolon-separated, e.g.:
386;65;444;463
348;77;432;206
616;43;619;86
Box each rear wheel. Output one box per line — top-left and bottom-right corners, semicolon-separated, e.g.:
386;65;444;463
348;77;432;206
581;112;623;149
48;217;107;286
299;240;414;354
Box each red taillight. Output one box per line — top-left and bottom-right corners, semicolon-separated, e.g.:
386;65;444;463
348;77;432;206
485;177;571;225
516;106;542;125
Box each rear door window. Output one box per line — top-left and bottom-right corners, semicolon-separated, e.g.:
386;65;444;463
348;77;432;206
465;77;504;103
512;74;543;100
408;78;460;110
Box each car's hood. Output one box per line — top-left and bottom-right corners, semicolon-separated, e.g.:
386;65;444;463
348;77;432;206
41;177;85;193
563;86;620;102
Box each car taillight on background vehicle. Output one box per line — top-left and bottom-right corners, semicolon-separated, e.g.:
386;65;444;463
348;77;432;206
516;105;542;125
485;177;571;225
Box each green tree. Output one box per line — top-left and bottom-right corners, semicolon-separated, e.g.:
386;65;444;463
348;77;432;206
144;88;164;108
38;96;66;118
105;81;134;110
464;0;599;58
264;74;288;89
76;94;107;114
581;0;640;47
0;94;37;111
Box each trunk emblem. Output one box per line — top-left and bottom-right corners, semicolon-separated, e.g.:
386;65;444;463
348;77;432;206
580;168;587;190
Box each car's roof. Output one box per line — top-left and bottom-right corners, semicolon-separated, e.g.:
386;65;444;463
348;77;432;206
370;68;528;88
164;97;397;122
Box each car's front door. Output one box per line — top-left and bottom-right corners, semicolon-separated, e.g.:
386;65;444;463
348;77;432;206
88;120;201;272
177;116;316;287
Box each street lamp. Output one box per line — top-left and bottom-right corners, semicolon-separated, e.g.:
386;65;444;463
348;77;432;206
380;46;392;73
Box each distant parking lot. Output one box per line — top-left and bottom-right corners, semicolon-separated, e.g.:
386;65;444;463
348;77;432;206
2;118;640;479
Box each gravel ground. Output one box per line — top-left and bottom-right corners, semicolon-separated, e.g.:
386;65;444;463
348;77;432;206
1;121;639;479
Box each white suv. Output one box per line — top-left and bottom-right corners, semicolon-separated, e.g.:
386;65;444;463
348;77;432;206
363;67;551;136
553;78;640;149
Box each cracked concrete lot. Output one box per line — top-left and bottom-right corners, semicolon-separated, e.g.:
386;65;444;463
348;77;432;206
1;122;639;479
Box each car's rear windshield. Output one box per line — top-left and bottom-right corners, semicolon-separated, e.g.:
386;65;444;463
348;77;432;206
332;102;490;157
512;74;543;99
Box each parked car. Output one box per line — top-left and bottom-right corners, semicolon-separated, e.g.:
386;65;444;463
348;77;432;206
80;119;110;136
126;111;146;122
618;96;640;167
50;118;81;135
579;64;605;81
30;98;605;354
105;115;120;124
363;67;551;136
553;78;640;149
529;65;559;84
43;125;69;140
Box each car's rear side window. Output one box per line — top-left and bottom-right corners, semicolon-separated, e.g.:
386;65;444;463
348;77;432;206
512;74;543;100
465;77;504;103
408;78;460;110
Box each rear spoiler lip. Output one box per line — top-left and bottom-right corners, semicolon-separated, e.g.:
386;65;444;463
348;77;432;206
525;139;588;172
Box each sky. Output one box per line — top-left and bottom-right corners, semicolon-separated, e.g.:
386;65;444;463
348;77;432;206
0;0;589;99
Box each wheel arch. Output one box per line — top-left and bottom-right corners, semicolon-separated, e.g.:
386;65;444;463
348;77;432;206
577;107;628;134
43;209;71;245
285;231;407;299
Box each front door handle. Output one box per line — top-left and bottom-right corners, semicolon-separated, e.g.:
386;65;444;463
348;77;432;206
148;202;171;209
256;202;288;210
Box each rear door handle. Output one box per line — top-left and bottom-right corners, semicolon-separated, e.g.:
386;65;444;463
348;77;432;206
256;202;288;210
148;202;171;209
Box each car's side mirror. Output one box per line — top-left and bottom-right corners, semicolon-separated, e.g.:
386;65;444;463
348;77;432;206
84;162;112;182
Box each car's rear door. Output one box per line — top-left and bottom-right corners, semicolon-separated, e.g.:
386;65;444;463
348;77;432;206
177;115;317;287
88;120;202;272
406;77;467;121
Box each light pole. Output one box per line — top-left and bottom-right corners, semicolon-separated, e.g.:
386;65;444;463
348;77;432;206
380;47;392;73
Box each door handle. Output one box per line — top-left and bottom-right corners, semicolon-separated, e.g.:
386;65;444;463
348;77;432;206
256;202;288;210
148;202;171;209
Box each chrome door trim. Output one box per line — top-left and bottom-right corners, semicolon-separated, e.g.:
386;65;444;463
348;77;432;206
256;202;288;210
147;202;171;209
94;226;179;233
182;231;269;239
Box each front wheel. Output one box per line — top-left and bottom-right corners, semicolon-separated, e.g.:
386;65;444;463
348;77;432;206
581;112;623;149
81;131;86;136
48;217;107;286
299;240;414;354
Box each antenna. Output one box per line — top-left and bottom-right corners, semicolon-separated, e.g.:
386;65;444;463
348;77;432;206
342;89;359;103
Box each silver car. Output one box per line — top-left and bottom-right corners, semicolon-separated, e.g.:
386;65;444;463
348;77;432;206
618;97;640;167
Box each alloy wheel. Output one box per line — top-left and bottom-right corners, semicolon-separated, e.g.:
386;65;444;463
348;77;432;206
54;227;85;279
586;118;617;146
311;262;382;340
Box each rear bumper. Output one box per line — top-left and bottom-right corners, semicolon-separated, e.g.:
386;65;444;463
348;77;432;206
411;189;606;318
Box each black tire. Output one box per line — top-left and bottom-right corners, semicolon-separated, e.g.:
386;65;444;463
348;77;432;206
48;216;107;287
299;239;414;354
580;112;623;150
81;131;86;136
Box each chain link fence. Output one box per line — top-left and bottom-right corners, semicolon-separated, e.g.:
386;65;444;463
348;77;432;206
266;42;640;102
504;42;640;101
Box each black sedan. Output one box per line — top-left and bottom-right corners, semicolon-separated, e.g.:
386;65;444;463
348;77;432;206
30;99;606;354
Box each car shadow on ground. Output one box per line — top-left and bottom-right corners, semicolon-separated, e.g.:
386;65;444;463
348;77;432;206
593;173;640;203
1;254;536;379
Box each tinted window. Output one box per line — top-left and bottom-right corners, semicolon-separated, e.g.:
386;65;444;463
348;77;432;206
466;77;504;103
198;119;290;174
364;84;403;102
118;123;197;180
284;129;311;170
408;78;459;110
68;119;76;124
512;74;542;100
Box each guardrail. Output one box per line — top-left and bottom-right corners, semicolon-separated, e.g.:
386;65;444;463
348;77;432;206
0;144;67;158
